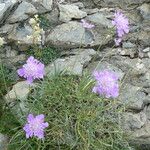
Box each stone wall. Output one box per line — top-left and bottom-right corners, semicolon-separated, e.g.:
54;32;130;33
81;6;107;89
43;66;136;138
0;0;150;148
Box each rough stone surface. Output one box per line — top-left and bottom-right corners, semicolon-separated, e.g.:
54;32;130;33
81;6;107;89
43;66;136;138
0;133;8;150
44;8;60;28
59;4;87;22
4;81;36;121
144;105;150;120
29;0;53;13
46;21;113;48
91;0;148;9
138;3;150;20
46;49;96;76
132;123;150;144
5;81;36;103
7;24;39;50
0;24;16;35
0;0;19;25
0;0;150;147
86;12;113;28
118;84;147;110
7;1;37;23
46;21;94;48
122;112;147;130
122;42;136;49
126;31;150;47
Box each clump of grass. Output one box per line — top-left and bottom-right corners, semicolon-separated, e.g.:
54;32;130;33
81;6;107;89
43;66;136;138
0;63;15;97
0;63;16;114
0;63;20;140
0;108;20;134
39;15;52;30
26;46;60;65
9;74;131;150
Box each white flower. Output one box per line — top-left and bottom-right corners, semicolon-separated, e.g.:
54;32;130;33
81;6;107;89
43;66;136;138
0;37;5;46
29;18;36;25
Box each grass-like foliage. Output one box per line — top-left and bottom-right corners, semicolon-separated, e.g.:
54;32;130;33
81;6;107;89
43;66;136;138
0;63;16;97
26;46;60;65
0;63;19;139
0;63;16;113
8;74;131;150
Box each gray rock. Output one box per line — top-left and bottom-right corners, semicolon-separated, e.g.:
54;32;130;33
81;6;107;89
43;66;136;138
58;4;87;22
46;21;113;48
117;48;137;58
140;71;150;88
94;0;148;9
0;45;26;66
46;49;96;76
7;1;37;23
9;54;26;64
0;3;6;21
142;20;150;32
144;105;150;120
44;8;60;28
138;3;150;20
86;12;113;28
118;84;147;110
5;81;36;104
46;21;94;48
0;24;16;35
122;42;136;49
132;123;150;144
7;24;39;50
73;2;84;8
0;133;8;150
125;10;142;25
143;47;150;52
5;81;37;121
82;8;99;15
0;0;19;25
0;46;17;58
126;31;150;47
30;0;53;13
123;112;147;130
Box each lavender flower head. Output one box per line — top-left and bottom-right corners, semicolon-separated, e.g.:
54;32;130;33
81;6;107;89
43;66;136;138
17;56;45;84
112;11;129;46
23;114;49;139
81;19;95;29
92;70;119;98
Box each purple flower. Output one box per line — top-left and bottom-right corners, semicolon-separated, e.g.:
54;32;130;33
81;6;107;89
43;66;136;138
81;19;95;29
23;114;49;139
114;38;122;46
112;11;129;45
92;70;119;98
17;56;45;84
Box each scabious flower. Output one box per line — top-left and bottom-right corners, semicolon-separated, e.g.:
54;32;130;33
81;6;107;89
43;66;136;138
23;114;49;139
81;19;95;29
17;56;45;84
92;70;119;98
112;11;129;46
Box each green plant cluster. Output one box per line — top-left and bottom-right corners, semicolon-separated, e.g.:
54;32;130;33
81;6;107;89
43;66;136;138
9;74;131;150
26;46;60;65
0;64;19;136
